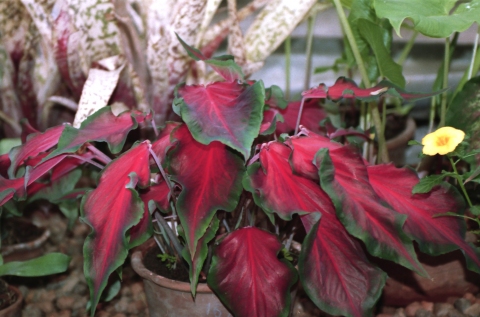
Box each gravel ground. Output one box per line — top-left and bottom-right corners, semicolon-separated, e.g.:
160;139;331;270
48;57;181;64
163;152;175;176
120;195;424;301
8;211;480;317
13;212;149;317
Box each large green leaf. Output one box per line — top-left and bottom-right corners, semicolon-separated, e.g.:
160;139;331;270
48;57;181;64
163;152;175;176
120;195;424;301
358;19;405;87
446;76;480;152
0;253;70;277
373;0;480;38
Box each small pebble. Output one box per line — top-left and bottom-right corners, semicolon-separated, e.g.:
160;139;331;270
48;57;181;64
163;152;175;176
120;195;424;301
56;296;75;310
421;301;434;312
464;303;480;317
405;302;422;317
21;304;43;317
415;308;434;317
394;308;407;317
455;298;472;313
465;293;477;304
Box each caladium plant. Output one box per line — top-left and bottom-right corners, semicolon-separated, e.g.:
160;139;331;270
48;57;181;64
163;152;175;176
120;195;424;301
1;39;479;317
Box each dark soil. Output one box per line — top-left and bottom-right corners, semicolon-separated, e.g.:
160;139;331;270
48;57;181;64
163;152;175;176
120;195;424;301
384;114;408;140
143;246;190;283
1;218;44;246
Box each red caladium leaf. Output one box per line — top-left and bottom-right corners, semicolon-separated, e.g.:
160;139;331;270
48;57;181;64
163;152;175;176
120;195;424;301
130;181;171;249
151;122;181;163
275;99;327;135
259;109;282;135
0;154;10;177
314;147;426;275
8;125;65;177
81;142;150;314
174;80;265;160
299;213;386;317
176;33;244;82
303;77;441;101
166;124;244;257
244;142;334;220
46;107;150;160
0;176;25;206
367;164;480;272
182;216;220;296
286;131;342;181
207;227;297;317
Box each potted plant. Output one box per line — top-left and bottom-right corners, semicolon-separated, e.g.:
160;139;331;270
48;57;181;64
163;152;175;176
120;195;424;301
1;34;479;317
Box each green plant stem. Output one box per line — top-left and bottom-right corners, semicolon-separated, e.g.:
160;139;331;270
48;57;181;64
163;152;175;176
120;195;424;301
304;13;317;91
451;26;480;101
449;157;473;208
332;0;388;163
397;31;418;66
428;97;436;133
439;38;450;127
285;36;291;100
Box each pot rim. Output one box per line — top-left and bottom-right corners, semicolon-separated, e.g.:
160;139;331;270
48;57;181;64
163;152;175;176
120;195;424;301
1;220;50;257
0;285;23;315
131;239;214;294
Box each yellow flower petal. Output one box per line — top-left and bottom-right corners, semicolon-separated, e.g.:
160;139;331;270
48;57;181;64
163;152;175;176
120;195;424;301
421;126;465;156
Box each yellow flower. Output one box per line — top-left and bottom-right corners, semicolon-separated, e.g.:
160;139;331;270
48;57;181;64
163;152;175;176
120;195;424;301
422;126;465;155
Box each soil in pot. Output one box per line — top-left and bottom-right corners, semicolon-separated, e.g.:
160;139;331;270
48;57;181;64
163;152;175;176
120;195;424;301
132;239;232;317
143;247;191;283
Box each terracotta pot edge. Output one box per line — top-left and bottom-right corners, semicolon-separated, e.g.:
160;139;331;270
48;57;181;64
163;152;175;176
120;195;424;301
0;285;23;316
131;239;213;294
1;224;50;257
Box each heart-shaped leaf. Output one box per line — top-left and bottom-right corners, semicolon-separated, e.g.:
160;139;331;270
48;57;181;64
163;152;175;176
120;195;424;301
47;107;150;160
81;142;150;315
244;141;334;220
174;80;265;160
367;164;480;272
8;125;65;178
315;147;425;275
299;213;386;317
373;0;480;38
208;227;297;317
166;124;244;257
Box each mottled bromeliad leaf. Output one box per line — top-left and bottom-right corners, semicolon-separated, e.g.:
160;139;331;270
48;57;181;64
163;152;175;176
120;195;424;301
299;213;386;317
166;124;244;258
174;80;265;160
446;76;480;153
207;227;297;317
81;142;150;316
368;164;480;273
373;0;480;38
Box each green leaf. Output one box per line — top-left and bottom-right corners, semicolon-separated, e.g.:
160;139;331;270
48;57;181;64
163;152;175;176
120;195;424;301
358;19;406;87
373;0;480;38
446;76;480;153
0;138;21;155
470;205;480;216
28;170;82;203
412;172;457;194
0;253;70;277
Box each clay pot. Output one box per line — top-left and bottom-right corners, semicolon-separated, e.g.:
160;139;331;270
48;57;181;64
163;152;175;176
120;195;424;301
386;116;416;167
1;219;50;263
380;244;480;306
0;285;23;317
131;239;232;317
